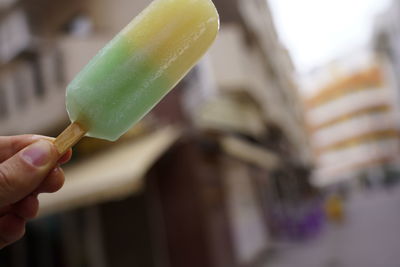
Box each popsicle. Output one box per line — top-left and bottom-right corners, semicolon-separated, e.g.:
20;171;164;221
54;0;219;154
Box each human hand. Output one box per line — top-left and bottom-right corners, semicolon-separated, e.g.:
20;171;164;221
0;135;72;249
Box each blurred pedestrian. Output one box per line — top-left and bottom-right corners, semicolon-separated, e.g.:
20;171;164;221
325;194;344;223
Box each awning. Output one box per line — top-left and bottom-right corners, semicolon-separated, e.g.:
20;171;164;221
38;127;181;217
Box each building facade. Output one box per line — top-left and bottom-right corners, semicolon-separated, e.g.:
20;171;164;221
303;52;400;186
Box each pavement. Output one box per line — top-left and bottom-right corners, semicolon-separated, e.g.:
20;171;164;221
265;186;400;267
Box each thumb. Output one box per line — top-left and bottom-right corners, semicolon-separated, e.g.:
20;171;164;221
0;140;59;206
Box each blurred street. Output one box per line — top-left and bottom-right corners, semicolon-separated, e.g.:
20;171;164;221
266;185;400;267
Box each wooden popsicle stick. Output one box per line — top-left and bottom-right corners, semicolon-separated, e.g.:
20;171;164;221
54;122;87;155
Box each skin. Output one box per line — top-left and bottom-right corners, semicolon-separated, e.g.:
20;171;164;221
0;135;72;249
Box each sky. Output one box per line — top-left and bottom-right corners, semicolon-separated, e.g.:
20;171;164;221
268;0;391;74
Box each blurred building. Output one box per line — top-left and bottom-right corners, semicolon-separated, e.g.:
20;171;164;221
374;0;400;128
204;0;311;164
0;0;314;266
303;51;400;187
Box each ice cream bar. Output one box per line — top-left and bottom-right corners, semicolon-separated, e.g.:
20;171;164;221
54;0;219;154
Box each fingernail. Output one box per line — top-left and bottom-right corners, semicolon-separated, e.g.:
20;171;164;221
21;140;53;167
31;135;54;142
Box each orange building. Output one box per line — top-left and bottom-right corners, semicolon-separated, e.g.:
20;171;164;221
303;55;400;186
